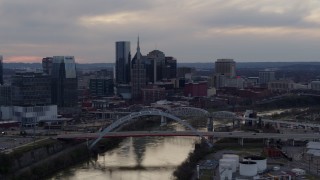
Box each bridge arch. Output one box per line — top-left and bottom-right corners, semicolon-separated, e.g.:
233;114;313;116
167;107;210;117
89;110;211;149
211;111;236;119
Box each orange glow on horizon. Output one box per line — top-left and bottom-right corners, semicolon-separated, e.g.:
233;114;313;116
5;56;42;63
5;56;88;63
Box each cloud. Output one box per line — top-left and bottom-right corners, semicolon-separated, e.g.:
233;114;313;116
304;9;320;24
0;0;320;63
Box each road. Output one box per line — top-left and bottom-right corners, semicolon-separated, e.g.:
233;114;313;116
56;131;320;140
244;117;320;129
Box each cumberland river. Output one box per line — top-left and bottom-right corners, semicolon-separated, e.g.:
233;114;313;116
50;123;198;180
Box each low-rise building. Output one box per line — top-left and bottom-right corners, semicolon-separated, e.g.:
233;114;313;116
13;105;58;126
0;85;12;106
89;78;114;97
184;81;208;97
268;80;309;92
268;80;295;92
0;105;58;126
11;71;51;106
310;81;320;91
141;85;166;104
259;70;276;85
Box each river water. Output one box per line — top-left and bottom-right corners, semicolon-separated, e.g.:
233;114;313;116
50;123;198;180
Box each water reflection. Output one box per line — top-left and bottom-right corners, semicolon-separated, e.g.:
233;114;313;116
50;132;197;180
133;137;147;166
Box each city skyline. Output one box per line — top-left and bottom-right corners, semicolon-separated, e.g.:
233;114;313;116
1;0;320;63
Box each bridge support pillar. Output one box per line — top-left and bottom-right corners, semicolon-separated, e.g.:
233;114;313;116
258;117;262;128
238;138;244;147
161;116;167;126
276;123;280;129
232;119;240;128
207;116;213;132
252;119;255;127
208;136;214;144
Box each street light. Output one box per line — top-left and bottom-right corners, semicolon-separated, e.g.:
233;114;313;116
196;164;200;179
317;159;319;175
309;154;313;173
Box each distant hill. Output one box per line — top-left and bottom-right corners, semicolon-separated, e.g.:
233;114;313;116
236;62;320;69
3;63;114;70
179;62;320;69
3;62;320;70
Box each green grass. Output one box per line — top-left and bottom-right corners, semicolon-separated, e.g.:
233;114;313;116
305;175;317;180
200;169;214;180
11;138;58;156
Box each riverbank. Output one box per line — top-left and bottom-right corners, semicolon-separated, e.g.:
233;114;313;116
0;137;123;180
173;138;266;180
0;117;164;180
173;140;214;180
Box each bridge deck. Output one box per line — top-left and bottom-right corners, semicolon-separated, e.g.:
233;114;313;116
57;131;320;140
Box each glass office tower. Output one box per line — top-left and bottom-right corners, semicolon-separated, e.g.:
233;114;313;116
115;41;131;84
51;56;78;107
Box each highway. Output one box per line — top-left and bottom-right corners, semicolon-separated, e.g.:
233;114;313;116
244;117;320;128
56;131;320;140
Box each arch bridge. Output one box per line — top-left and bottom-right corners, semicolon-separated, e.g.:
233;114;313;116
89;109;212;149
89;107;240;149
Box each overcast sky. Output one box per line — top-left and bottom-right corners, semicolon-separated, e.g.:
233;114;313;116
1;0;320;63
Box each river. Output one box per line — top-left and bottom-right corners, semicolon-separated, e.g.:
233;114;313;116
49;123;198;180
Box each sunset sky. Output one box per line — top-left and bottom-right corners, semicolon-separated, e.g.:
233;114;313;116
1;0;320;63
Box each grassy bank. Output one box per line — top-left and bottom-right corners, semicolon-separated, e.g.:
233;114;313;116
0;137;123;180
173;138;265;180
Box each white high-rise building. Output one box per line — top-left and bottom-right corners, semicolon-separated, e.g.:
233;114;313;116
259;70;275;85
214;59;236;88
215;59;236;78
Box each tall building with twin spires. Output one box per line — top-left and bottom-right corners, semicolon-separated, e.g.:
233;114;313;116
114;37;177;101
131;37;146;100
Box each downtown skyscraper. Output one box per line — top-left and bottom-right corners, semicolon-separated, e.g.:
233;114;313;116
115;41;131;85
131;37;146;100
51;56;78;108
0;55;3;85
